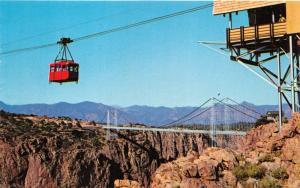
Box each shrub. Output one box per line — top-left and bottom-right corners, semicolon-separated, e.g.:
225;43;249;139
67;123;73;129
91;121;96;126
255;116;273;127
258;177;281;188
259;154;274;163
271;167;289;180
233;163;266;180
61;116;72;121
0;110;7;117
40;125;53;132
247;163;266;179
235;154;244;162
72;130;83;138
233;166;248;180
91;137;102;148
76;121;82;128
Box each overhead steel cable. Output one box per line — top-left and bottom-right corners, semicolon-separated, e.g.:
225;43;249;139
159;97;213;127
198;41;278;89
0;3;213;57
73;3;213;42
0;42;58;56
1;9;137;47
225;97;263;116
213;97;258;120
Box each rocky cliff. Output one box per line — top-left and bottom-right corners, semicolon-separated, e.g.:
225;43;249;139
151;113;300;188
0;111;241;188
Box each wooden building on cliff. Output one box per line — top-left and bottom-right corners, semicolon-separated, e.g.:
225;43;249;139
213;1;300;128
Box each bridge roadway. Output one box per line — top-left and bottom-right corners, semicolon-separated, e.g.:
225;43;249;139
101;126;247;136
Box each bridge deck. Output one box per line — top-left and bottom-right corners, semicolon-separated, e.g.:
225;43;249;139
101;126;247;136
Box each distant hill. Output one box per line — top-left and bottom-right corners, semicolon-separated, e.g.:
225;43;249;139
0;101;291;126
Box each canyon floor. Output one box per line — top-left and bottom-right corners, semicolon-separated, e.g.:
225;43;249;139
0;110;299;188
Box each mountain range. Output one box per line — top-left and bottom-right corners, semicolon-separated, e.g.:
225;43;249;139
0;101;290;126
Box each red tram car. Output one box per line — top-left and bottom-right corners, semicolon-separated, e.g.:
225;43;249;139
49;60;79;83
49;38;79;83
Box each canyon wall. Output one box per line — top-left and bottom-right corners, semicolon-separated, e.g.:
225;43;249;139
0;111;242;187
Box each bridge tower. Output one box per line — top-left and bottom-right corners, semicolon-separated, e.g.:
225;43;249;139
113;110;118;126
214;1;300;129
210;100;217;147
106;110;110;140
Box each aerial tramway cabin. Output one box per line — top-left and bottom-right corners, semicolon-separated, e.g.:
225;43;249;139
49;60;79;83
49;38;79;83
213;1;300;128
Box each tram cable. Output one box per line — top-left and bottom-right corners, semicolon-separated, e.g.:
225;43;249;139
0;3;213;56
1;9;138;47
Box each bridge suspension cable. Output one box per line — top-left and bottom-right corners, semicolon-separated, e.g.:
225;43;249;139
105;107;133;125
159;97;214;127
99;112;107;124
160;97;259;128
168;103;215;126
213;98;258;120
225;97;263;116
1;3;213;57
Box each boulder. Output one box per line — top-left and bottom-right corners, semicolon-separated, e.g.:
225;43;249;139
114;179;141;188
222;170;237;187
281;135;300;163
182;162;198;178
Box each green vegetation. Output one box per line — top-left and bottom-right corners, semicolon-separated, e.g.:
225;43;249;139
255;116;273;127
58;116;72;121
271;167;289;180
258;177;281;188
258;154;274;163
40;124;54;132
91;121;97;126
76;121;82;128
247;164;266;179
233;162;287;188
67;122;73;129
233;163;266;180
72;130;84;139
91;137;102;148
235;154;244;162
233;166;248;180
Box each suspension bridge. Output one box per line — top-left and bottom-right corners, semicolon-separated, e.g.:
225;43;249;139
99;97;263;144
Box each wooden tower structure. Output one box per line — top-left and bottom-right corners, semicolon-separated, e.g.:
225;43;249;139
214;1;300;129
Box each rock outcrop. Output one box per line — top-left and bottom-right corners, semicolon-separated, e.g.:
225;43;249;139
151;113;300;187
151;148;238;188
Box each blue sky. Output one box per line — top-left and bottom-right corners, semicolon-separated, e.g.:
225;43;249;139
0;1;278;107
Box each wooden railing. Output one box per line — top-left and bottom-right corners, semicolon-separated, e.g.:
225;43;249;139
227;22;286;46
